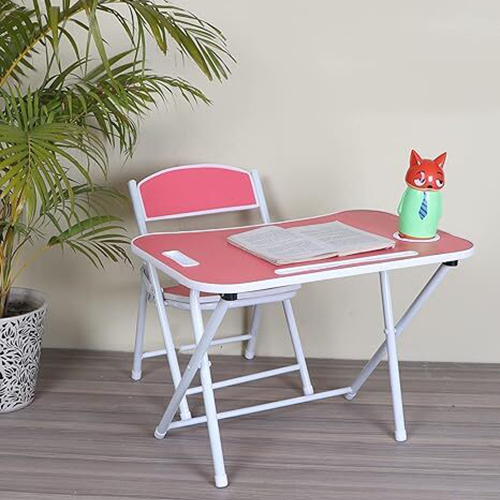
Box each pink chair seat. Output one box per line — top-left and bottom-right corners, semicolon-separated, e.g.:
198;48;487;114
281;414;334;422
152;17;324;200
163;283;301;305
163;284;219;303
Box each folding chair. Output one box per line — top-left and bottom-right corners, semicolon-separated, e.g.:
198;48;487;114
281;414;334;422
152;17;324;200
128;164;314;425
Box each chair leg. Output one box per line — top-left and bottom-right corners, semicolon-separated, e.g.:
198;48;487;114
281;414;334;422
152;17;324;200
131;276;148;381
379;271;407;442
282;299;314;396
244;305;262;360
148;264;192;421
189;290;228;488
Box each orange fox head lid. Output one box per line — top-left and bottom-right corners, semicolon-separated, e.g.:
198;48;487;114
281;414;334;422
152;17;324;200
405;150;446;191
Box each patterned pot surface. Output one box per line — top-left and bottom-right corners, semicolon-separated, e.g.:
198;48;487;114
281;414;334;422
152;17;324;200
0;288;47;413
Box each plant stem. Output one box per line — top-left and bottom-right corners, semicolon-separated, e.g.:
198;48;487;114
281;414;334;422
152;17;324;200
0;226;15;318
0;288;9;318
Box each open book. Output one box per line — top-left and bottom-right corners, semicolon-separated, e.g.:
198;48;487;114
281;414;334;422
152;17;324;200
228;221;395;265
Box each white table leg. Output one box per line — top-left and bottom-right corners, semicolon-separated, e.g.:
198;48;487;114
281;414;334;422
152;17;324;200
346;263;451;399
282;299;314;395
189;290;228;488
154;295;230;488
379;270;407;442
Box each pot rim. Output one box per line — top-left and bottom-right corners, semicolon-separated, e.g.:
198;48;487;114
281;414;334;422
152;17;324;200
0;287;47;323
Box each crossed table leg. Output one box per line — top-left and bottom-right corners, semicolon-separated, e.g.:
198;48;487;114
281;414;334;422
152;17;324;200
153;262;456;487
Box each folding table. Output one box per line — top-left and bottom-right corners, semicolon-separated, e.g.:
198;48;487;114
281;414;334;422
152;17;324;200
131;209;474;488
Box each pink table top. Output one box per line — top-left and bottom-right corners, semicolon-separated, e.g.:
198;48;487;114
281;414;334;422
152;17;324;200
131;210;474;294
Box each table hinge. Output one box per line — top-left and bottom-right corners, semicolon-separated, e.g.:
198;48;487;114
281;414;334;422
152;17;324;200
220;293;238;301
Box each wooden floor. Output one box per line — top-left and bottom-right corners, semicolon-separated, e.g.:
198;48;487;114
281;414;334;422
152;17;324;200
1;350;500;499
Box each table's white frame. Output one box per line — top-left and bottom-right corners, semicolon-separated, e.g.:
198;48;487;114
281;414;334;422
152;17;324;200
132;226;473;489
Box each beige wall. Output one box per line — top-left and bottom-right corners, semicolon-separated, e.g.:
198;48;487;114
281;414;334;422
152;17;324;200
24;0;499;362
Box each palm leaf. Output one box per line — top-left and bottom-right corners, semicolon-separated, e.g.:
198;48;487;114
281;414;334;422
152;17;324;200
47;215;130;267
0;87;109;217
40;53;210;154
0;1;38;85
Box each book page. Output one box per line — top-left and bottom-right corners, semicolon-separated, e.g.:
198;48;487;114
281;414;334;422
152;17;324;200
289;221;395;256
228;225;334;264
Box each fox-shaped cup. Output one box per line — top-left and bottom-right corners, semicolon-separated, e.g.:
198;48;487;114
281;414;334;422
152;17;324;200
398;150;446;240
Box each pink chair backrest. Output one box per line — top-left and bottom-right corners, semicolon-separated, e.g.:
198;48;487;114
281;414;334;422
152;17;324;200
136;165;260;221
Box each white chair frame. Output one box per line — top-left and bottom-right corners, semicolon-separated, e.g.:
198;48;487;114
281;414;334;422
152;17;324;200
128;165;314;426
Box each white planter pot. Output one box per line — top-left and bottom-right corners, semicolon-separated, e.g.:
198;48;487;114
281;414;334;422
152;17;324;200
0;288;47;413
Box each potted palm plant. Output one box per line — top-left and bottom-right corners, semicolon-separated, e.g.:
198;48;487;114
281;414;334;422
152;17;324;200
0;0;232;413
